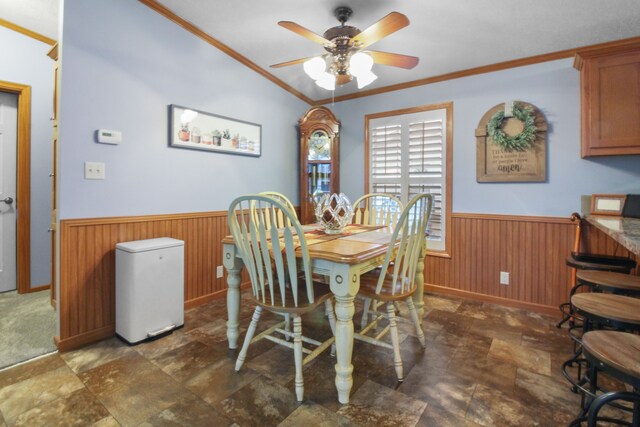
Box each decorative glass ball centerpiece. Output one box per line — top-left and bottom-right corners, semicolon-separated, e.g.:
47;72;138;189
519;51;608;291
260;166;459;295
315;193;354;234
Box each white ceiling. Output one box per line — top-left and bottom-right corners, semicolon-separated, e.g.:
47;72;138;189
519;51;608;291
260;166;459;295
0;0;58;39
3;0;640;102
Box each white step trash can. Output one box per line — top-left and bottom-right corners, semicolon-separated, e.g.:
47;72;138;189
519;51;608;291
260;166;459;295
116;237;184;344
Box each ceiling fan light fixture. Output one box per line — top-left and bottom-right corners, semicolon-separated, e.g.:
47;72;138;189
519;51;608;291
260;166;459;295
349;52;374;77
315;72;336;90
356;70;377;89
273;9;414;92
303;57;327;80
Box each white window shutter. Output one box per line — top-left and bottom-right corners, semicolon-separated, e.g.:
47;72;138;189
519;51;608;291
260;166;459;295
369;108;448;252
371;125;402;180
408;119;444;244
370;124;403;202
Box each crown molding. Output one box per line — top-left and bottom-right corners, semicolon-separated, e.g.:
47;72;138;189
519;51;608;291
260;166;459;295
574;37;640;70
0;18;56;45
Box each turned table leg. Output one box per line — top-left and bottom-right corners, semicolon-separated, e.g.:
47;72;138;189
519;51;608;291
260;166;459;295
330;264;359;404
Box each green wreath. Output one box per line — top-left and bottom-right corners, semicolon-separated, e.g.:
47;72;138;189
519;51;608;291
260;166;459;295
487;102;538;152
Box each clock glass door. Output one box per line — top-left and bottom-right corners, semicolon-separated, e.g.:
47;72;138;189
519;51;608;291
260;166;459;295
307;130;331;204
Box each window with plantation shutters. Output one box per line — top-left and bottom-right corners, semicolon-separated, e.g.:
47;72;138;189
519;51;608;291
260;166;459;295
367;105;450;252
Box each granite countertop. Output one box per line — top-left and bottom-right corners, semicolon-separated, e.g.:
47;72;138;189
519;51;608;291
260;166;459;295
586;216;640;256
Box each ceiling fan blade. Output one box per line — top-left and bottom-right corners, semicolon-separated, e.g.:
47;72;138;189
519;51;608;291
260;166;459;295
351;12;409;49
367;50;419;69
278;21;336;48
270;56;319;68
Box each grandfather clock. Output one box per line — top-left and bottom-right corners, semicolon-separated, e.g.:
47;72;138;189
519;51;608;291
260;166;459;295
299;106;340;224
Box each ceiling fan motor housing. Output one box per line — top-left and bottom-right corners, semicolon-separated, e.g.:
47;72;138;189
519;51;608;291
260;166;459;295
323;26;360;50
323;22;361;85
323;25;359;85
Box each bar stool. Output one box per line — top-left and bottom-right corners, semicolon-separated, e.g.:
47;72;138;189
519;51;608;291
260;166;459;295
576;271;640;296
563;294;640;420
569;293;640;337
569;331;640;426
566;214;636;276
564;271;640;334
557;213;636;328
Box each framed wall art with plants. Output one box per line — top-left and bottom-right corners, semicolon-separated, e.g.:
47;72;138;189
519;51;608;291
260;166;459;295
169;104;261;157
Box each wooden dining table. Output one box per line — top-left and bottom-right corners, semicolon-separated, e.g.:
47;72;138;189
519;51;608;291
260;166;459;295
222;223;428;404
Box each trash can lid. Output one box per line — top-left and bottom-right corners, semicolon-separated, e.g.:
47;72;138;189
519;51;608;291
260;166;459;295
116;237;184;253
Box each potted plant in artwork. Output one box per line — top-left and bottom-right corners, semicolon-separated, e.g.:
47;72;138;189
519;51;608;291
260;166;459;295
212;129;221;146
178;123;190;142
202;132;213;145
190;127;201;144
231;133;240;148
221;129;231;147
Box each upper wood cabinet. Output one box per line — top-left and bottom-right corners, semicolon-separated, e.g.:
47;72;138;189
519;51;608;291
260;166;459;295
298;107;340;224
574;42;640;157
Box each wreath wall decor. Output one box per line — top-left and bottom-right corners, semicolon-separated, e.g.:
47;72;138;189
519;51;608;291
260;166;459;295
486;102;537;152
475;101;548;183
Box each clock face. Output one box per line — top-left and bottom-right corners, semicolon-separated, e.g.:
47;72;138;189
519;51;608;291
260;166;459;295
308;131;331;160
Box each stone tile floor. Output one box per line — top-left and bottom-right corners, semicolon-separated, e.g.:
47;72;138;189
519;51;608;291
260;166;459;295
0;292;624;426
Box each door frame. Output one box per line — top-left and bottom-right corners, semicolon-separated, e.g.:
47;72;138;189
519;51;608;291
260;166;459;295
0;80;32;294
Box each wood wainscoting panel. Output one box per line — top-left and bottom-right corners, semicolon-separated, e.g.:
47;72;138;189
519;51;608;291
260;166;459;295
57;211;248;349
425;213;640;314
59;210;638;349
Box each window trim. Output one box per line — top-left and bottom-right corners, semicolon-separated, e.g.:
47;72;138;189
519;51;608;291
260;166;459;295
364;102;453;258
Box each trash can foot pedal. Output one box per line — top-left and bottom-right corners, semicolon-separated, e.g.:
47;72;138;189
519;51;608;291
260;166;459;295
147;324;177;338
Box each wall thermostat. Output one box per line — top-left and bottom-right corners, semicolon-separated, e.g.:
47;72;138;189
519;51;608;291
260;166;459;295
96;129;122;145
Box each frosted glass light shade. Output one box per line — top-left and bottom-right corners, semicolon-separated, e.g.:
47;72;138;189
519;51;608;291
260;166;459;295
349;52;374;77
303;57;327;80
356;71;378;89
315;72;336;90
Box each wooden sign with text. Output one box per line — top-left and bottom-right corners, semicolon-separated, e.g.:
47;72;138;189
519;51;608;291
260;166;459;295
476;102;547;182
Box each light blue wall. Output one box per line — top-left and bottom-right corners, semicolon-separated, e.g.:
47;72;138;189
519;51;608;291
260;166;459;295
332;59;640;217
58;0;308;219
0;26;53;287
56;0;640;219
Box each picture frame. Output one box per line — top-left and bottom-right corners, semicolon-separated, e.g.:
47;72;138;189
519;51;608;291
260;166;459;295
590;194;627;216
169;104;261;157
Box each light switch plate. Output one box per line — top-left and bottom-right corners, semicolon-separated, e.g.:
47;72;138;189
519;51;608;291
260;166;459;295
85;162;105;180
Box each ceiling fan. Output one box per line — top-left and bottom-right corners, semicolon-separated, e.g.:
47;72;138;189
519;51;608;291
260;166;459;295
270;7;419;91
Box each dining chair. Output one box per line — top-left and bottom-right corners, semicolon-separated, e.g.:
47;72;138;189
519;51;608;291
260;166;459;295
255;192;300;335
256;191;297;229
229;194;336;402
352;193;403;227
352;193;404;329
354;193;433;381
